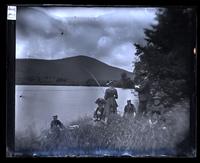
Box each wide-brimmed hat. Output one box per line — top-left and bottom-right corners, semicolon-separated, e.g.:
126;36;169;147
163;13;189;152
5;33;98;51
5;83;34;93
106;80;113;86
95;98;106;104
127;100;131;102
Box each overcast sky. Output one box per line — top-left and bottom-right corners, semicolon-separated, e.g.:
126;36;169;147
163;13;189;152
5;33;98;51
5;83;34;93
16;7;157;72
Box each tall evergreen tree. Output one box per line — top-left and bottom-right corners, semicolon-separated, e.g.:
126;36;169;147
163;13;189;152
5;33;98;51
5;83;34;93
134;7;196;100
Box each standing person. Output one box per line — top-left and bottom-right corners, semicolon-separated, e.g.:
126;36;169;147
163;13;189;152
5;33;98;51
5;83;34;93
123;100;136;118
103;81;118;123
134;71;150;116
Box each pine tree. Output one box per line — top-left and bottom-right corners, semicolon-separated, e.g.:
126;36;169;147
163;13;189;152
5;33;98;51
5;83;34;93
134;7;196;101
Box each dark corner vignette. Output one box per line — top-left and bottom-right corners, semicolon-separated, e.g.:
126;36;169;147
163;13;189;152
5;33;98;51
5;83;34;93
4;1;198;159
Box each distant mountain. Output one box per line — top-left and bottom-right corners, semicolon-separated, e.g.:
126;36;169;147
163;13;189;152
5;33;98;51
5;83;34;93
16;55;133;85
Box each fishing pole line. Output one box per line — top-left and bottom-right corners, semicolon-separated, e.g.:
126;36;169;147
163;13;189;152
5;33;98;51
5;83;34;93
82;67;106;95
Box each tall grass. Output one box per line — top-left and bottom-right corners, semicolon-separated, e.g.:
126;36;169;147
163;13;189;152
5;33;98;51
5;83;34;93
15;100;190;157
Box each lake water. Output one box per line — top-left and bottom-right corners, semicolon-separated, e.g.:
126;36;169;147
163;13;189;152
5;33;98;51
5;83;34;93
15;85;138;135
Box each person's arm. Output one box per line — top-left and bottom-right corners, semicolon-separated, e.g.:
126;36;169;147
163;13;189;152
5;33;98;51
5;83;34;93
58;120;65;129
50;121;53;129
138;82;146;91
135;79;149;92
114;89;118;99
142;79;150;89
123;106;126;117
101;107;104;114
104;90;108;100
93;108;97;119
131;104;136;113
124;106;127;113
134;106;137;113
61;123;65;129
95;107;100;114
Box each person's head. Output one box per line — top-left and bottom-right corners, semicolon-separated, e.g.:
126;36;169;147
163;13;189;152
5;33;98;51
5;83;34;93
53;115;58;120
95;98;105;106
127;100;131;104
107;80;114;87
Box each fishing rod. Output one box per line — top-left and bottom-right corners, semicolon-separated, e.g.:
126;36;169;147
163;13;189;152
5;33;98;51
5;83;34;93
83;67;106;94
85;69;101;87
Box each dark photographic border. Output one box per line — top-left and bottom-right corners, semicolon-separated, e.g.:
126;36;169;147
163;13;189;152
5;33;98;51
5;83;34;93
2;0;198;159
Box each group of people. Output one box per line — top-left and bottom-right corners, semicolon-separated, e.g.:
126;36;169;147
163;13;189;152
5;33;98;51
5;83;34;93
50;71;150;132
93;95;137;122
93;71;150;122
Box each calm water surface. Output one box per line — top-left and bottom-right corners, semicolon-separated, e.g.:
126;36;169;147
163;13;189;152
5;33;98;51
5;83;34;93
15;85;138;134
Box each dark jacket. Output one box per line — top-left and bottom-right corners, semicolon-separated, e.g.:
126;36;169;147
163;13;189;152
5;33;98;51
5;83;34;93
104;87;118;100
51;120;64;130
94;106;104;120
124;104;136;114
104;87;118;115
135;78;150;101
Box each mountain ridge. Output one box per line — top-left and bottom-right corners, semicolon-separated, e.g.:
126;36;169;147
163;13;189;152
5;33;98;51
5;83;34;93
16;55;132;73
16;55;133;86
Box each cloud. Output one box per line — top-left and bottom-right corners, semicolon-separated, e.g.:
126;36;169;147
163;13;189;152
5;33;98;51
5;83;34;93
97;36;112;49
101;42;136;72
16;7;157;72
17;7;64;39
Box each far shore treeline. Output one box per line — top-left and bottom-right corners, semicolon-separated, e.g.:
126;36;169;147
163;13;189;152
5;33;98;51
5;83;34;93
16;77;133;88
15;73;134;89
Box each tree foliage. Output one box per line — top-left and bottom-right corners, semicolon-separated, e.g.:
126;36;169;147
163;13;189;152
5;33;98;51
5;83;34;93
133;7;196;100
120;72;134;88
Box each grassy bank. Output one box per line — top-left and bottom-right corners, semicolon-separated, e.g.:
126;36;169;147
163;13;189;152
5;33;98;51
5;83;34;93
15;100;190;157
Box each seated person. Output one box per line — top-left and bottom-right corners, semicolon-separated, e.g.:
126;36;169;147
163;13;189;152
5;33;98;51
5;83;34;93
94;98;106;121
51;115;65;130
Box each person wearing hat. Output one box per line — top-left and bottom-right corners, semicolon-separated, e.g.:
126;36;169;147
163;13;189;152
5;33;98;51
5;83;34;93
103;80;118;123
123;100;136;118
93;98;106;121
134;71;150;116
